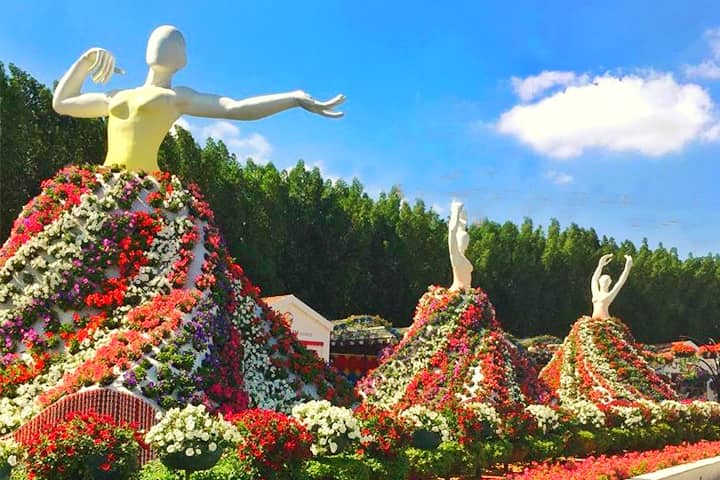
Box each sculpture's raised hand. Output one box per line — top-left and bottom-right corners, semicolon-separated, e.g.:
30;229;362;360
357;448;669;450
451;200;463;216
80;48;123;84
295;91;345;118
599;254;613;267
624;255;633;268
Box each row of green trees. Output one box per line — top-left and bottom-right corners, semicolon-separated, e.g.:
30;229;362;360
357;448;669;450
2;62;719;343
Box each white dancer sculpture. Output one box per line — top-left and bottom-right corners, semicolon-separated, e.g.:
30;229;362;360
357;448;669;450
449;201;473;292
591;254;633;319
52;25;345;173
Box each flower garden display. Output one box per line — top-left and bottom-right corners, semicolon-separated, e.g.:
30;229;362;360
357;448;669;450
357;286;552;412
145;404;240;473
0;165;355;437
540;315;678;404
21;410;144;480
0;439;19;480
229;408;313;478
291;400;363;455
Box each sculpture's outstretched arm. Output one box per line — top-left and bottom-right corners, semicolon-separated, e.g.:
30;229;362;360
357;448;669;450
448;201;462;259
592;254;613;297
53;49;117;118
608;255;633;301
175;88;345;121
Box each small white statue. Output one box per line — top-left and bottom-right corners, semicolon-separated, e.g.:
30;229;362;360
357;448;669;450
448;200;473;292
591;254;633;319
52;25;345;172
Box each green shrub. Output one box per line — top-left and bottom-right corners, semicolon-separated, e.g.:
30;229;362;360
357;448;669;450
139;452;253;480
406;441;476;480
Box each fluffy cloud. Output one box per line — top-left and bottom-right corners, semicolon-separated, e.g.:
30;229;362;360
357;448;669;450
684;60;720;80
177;119;273;163
545;170;574;185
511;71;589;102
498;73;714;158
684;27;720;79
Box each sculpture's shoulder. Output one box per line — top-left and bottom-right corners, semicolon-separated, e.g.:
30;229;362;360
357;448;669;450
173;85;197;100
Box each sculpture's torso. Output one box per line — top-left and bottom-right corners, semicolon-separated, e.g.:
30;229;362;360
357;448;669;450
591;292;611;319
104;85;180;172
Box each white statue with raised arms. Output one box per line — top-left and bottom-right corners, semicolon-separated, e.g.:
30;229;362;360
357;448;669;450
52;25;345;172
591;253;633;319
448;200;473;292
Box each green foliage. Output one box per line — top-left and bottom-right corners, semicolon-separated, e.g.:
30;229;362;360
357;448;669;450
139;452;253;480
300;452;408;480
405;441;476;479
4;63;720;342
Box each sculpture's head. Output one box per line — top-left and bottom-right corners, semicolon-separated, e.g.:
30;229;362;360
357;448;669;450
599;274;612;292
146;25;186;73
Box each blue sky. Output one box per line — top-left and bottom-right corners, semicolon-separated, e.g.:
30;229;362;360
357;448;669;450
3;1;720;257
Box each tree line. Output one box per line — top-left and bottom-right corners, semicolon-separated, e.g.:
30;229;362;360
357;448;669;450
2;62;719;344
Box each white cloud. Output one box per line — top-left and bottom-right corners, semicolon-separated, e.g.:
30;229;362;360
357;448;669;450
684;60;720;79
685;27;720;79
545;170;574;185
201;120;241;141
297;160;341;183
498;73;714;158
511;71;590;102
226;133;273;164
199;120;273;163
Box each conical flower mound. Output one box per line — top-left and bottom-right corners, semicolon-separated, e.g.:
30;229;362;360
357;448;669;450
540;316;677;404
0;166;353;435
357;286;552;411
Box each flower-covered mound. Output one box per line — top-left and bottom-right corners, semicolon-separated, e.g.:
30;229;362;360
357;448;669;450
540;316;677;404
0;166;354;436
357;286;552;411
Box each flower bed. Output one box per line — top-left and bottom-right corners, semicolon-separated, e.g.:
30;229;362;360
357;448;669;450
0;166;353;436
511;439;720;480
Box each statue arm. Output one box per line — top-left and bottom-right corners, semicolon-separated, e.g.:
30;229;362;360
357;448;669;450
608;256;633;301
591;255;611;297
53;49;115;118
175;88;345;121
448;201;462;260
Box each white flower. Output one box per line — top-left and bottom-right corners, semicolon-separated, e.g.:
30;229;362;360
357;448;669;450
292;400;361;456
526;404;561;434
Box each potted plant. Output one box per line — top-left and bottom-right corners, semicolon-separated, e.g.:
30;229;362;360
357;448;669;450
22;410;143;480
229;409;313;478
291;400;361;456
399;406;452;450
145;404;241;476
0;439;19;480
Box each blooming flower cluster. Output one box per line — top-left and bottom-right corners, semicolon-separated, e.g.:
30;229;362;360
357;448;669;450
354;405;411;457
144;404;241;459
525;404;561;435
540;316;677;405
291;400;362;455
399;405;453;443
229;409;313;475
357;286;552;412
0;166;353;435
21;410;144;480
